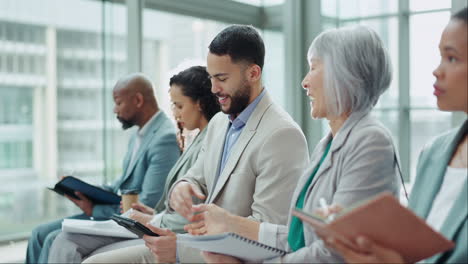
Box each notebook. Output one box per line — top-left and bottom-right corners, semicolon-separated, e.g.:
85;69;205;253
48;176;121;205
292;192;455;263
177;232;286;261
62;219;138;239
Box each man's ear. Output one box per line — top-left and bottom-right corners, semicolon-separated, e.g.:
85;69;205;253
246;64;262;82
135;92;144;108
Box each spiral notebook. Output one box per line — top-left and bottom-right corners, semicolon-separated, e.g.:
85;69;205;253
177;232;286;261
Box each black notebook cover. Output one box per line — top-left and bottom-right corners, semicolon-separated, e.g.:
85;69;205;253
111;214;159;238
48;176;121;205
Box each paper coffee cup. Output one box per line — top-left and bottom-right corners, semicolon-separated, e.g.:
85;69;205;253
122;192;139;213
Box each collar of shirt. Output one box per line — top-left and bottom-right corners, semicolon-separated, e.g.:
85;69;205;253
138;110;160;138
228;88;266;129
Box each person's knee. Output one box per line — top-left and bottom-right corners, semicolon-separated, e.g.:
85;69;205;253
31;220;62;243
29;226;41;241
49;231;76;252
43;230;61;247
30;223;50;243
52;231;67;244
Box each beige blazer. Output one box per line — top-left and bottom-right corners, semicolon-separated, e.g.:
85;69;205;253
168;91;310;262
260;112;401;263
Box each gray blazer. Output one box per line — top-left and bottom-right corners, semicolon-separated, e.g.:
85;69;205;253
150;128;208;233
92;111;180;219
169;91;310;263
260;111;400;263
409;120;467;263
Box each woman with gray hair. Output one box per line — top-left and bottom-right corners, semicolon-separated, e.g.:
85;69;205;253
185;25;403;263
309;26;392;117
324;7;467;264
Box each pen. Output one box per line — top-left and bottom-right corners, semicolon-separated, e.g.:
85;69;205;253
319;197;329;215
319;197;335;222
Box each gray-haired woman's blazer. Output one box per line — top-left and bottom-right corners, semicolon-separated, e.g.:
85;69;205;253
260;111;401;263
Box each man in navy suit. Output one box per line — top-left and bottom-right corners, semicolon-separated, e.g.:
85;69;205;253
25;73;180;263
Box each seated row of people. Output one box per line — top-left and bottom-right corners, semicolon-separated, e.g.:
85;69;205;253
200;8;467;264
47;66;220;262
26;74;182;263
27;6;466;264
81;23;311;264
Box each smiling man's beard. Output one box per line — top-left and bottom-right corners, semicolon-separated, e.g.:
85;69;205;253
221;81;252;115
117;116;135;130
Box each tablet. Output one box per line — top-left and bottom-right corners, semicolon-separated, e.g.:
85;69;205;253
110;214;159;238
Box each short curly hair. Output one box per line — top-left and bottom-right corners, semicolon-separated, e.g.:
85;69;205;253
169;66;220;121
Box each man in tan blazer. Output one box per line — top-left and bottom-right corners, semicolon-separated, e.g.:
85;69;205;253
156;24;309;263
83;25;309;264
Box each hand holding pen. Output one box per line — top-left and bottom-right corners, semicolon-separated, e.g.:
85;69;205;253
317;197;343;222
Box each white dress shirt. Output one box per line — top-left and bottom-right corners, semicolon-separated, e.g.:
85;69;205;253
425;166;467;232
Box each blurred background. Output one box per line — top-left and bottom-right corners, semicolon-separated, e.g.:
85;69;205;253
0;0;466;261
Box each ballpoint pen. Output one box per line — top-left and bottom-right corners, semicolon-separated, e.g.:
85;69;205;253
319;197;335;222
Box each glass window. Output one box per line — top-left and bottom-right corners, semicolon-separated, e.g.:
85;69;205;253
371;110;399;144
322;19;339;30
410;110;452;179
410;0;451;12
142;9;227;116
231;0;262;5
410;11;450;107
0;0;128;240
262;30;285;108
142;10;286;113
332;0;398;19
231;0;284;6
262;0;284;6
0;86;34;171
321;0;338;18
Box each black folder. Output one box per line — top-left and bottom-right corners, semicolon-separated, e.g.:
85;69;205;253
48;176;121;205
